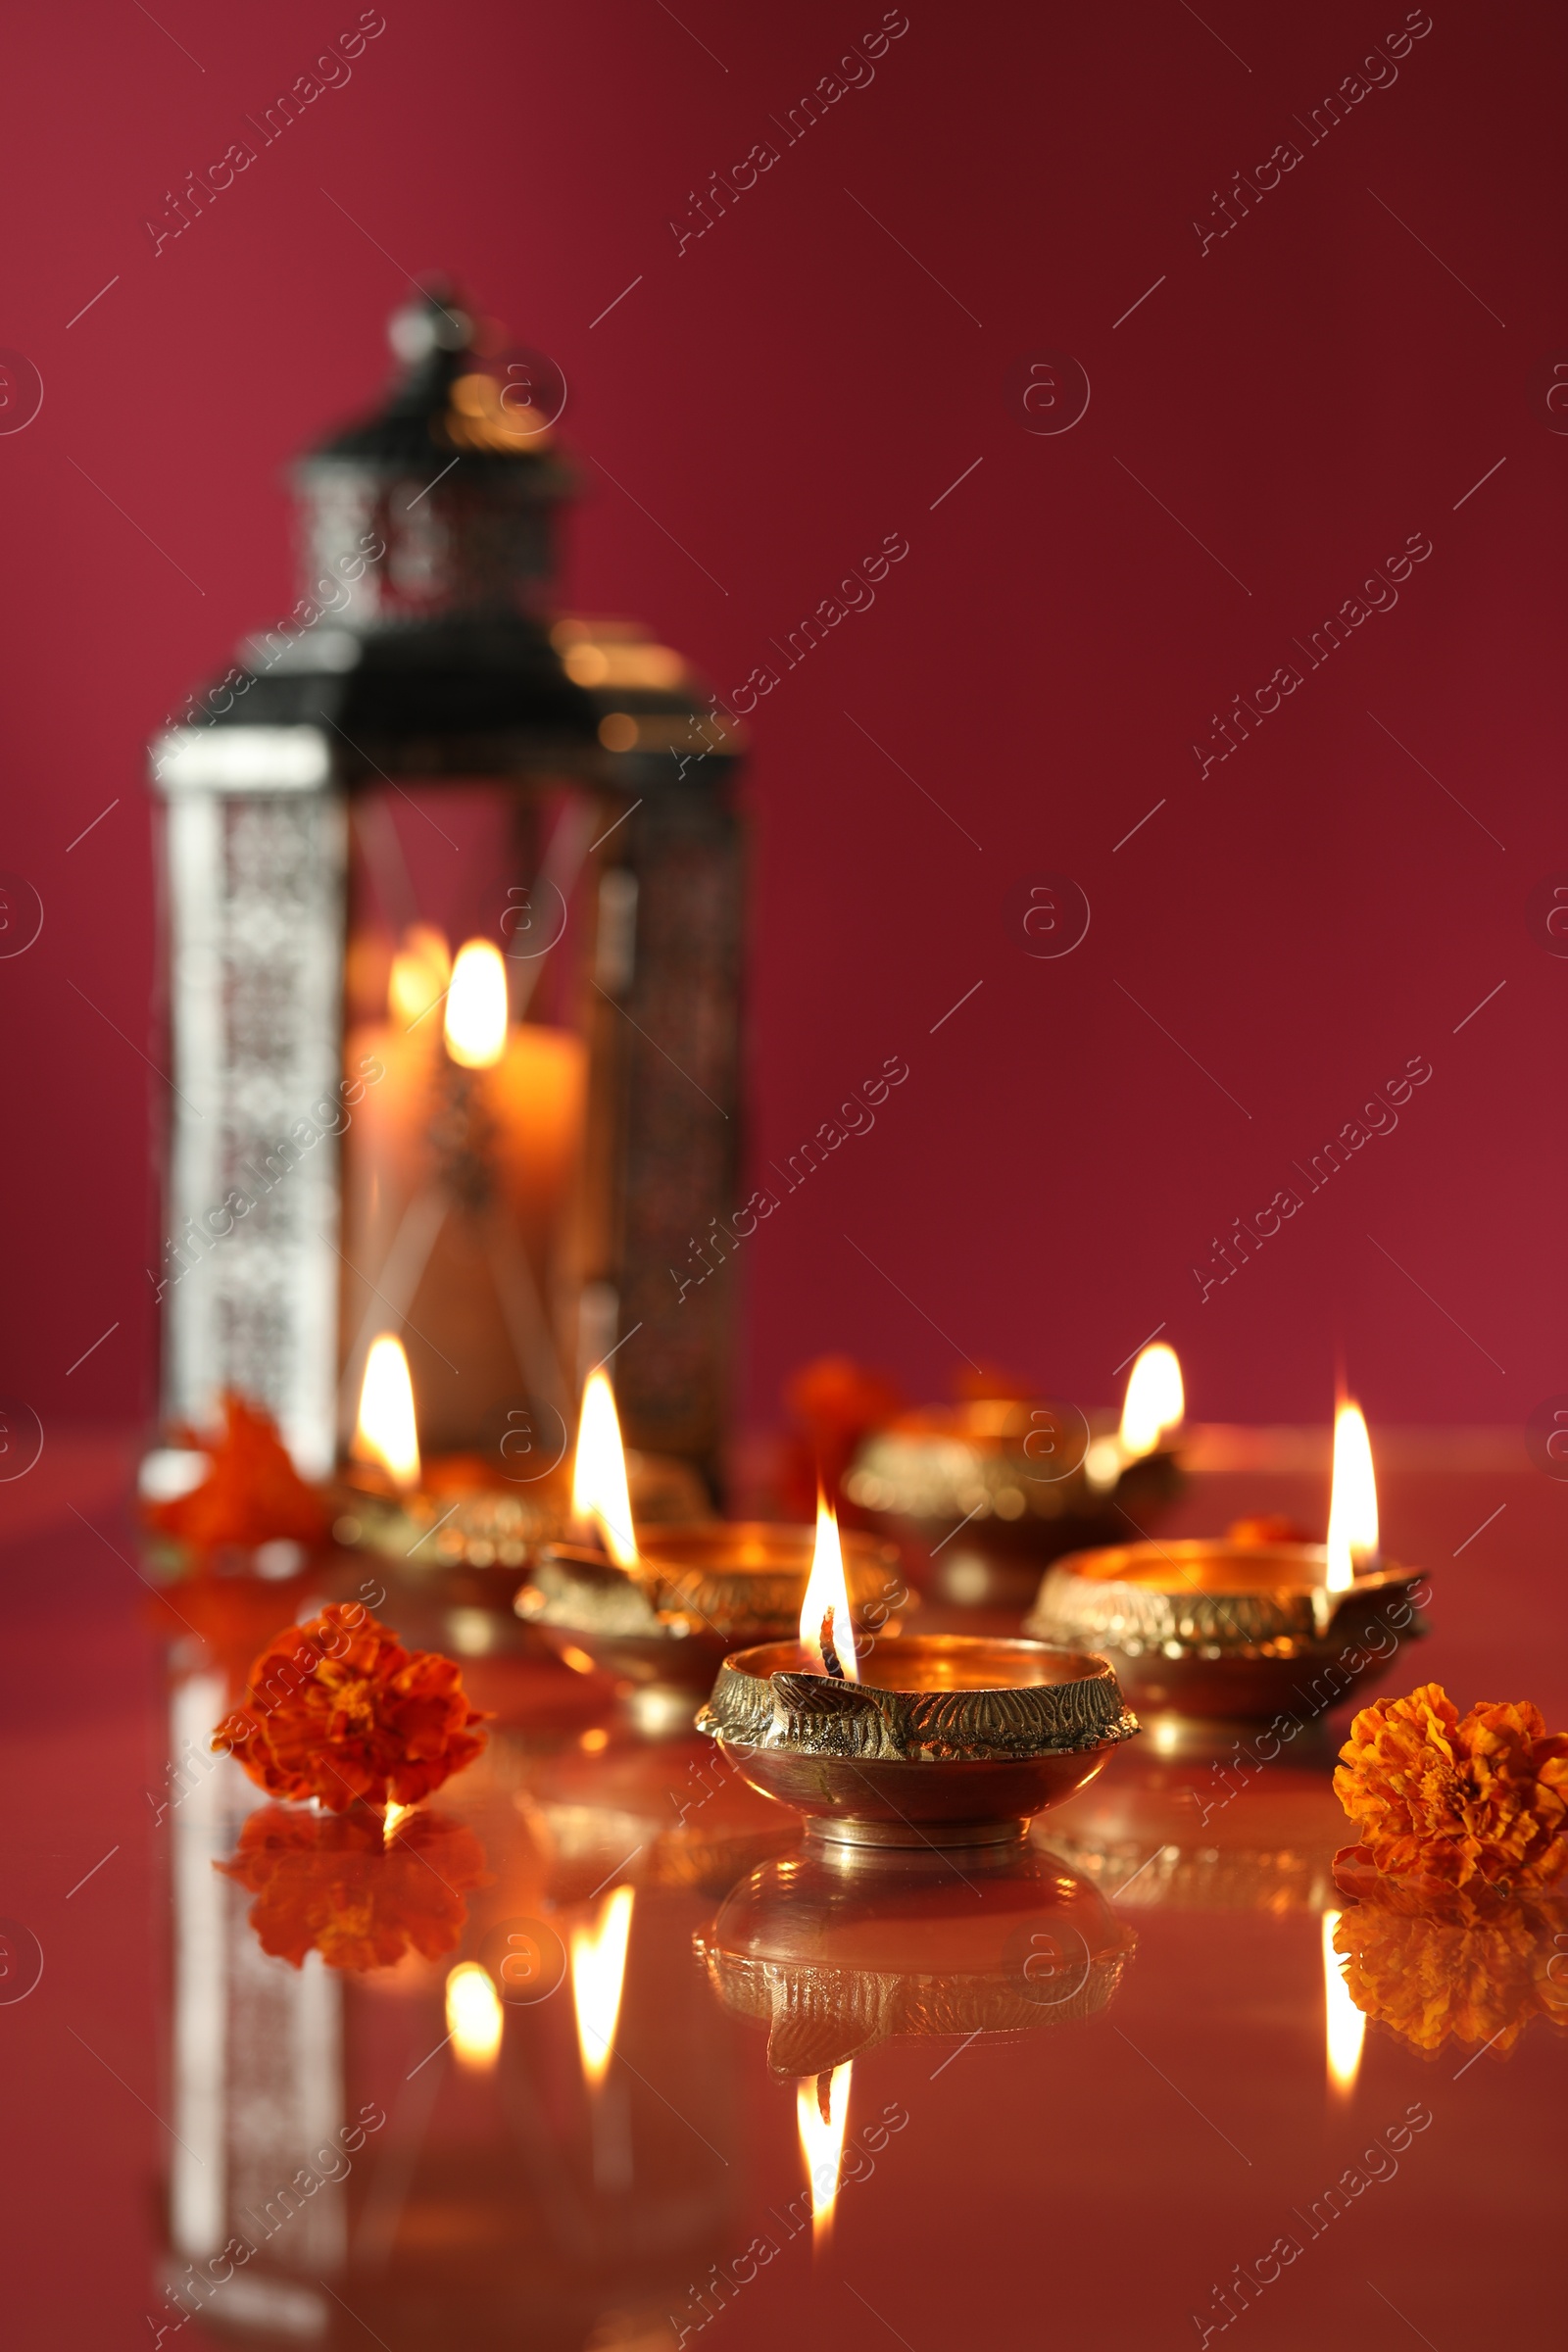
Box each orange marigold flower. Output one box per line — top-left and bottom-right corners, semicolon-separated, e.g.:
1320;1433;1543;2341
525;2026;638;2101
1331;1848;1568;2057
218;1804;491;1971
1334;1682;1568;1893
216;1602;489;1812
146;1392;329;1557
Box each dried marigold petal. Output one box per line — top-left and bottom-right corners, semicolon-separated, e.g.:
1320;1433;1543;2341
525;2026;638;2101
1335;1682;1568;1894
215;1601;490;1813
217;1805;491;1971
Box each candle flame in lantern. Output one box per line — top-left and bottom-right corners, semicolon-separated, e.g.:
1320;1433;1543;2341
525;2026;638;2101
1321;1912;1365;2097
446;1962;504;2071
1325;1400;1378;1594
382;1799;413;1844
388;923;452;1029
570;1371;638;1568
570;1886;635;2091
796;2062;853;2250
1119;1342;1185;1458
355;1334;421;1491
444;938;510;1068
798;1493;858;1680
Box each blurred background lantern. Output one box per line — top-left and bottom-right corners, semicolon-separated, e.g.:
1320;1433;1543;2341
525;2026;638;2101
148;286;745;1493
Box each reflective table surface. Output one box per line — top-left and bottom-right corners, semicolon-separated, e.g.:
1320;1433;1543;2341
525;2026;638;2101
3;1431;1564;2349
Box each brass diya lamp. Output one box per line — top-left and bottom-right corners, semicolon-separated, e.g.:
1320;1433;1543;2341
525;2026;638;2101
699;1504;1137;1849
1025;1401;1429;1740
334;1338;706;1572
514;1377;910;1732
696;1841;1137;2074
844;1343;1186;1606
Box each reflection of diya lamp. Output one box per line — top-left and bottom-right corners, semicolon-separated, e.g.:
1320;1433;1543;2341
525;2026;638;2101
699;1506;1137;1849
696;1842;1137;2074
1026;1401;1429;1738
845;1344;1185;1607
515;1378;910;1734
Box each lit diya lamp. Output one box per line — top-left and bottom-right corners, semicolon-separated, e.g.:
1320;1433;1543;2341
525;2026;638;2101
1025;1398;1430;1738
334;1330;706;1603
698;1501;1138;1849
844;1343;1187;1607
333;1331;569;1587
514;1378;909;1733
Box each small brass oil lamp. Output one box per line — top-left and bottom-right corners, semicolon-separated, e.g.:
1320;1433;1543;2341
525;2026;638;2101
845;1344;1186;1606
515;1378;910;1733
1026;1399;1428;1741
699;1502;1137;1849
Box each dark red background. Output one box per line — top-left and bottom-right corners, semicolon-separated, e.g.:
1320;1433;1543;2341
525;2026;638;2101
2;0;1563;1445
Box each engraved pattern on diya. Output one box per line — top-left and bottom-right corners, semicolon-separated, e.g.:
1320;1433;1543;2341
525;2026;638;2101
514;1523;909;1700
698;1635;1138;1847
1024;1540;1429;1724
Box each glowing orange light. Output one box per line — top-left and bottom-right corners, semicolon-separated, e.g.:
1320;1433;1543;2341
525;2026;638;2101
446;1962;503;2071
796;2061;853;2250
354;1334;421;1492
444;938;509;1068
798;1493;858;1680
1322;1911;1366;2096
1118;1342;1185;1457
570;1371;638;1569
1325;1401;1378;1594
570;1886;635;2090
388;923;451;1028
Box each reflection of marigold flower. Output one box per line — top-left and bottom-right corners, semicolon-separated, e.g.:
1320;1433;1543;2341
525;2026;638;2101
1332;1849;1568;2057
218;1805;491;1971
1334;1682;1568;1893
217;1603;489;1812
146;1393;329;1557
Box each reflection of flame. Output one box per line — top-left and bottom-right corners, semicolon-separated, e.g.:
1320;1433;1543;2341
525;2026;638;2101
446;1961;504;2071
798;1493;858;1679
1325;1400;1378;1594
796;2061;853;2249
355;1334;421;1491
571;1886;635;2090
571;1372;638;1568
444;938;510;1068
388;922;451;1028
1322;1911;1366;2095
1118;1343;1184;1458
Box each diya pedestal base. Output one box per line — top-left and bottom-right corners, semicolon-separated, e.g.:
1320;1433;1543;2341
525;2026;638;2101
1025;1540;1429;1738
514;1523;908;1737
697;1841;1137;2073
699;1634;1137;1850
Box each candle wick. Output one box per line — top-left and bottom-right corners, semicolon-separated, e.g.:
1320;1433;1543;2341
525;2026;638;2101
819;1606;845;1681
815;2067;834;2124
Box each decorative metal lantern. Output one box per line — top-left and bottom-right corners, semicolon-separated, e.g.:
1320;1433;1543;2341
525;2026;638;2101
150;287;744;1489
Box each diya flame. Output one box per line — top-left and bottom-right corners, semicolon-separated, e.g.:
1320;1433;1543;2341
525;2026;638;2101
1325;1399;1378;1594
355;1333;421;1493
799;1493;858;1679
571;1370;639;1568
